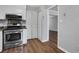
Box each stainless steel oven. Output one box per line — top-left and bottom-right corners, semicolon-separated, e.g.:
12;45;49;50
3;29;23;49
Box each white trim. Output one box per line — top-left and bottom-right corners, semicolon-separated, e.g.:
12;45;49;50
48;5;56;10
40;39;49;42
58;46;70;53
47;9;49;42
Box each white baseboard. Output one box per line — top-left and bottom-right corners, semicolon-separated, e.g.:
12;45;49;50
58;46;70;53
27;38;49;42
40;39;49;42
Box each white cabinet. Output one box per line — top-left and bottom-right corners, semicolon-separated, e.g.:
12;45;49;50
0;31;2;52
22;29;27;44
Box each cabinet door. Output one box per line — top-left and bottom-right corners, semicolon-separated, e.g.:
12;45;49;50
0;31;2;52
22;29;27;44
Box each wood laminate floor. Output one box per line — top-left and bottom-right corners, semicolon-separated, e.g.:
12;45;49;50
2;31;64;53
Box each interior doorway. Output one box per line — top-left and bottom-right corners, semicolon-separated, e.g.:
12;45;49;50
48;5;58;45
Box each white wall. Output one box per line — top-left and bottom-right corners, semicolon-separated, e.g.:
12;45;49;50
31;11;38;38
0;5;26;19
49;10;58;16
58;5;79;53
26;10;32;39
49;16;58;31
38;8;49;42
26;5;49;42
37;11;42;40
0;31;2;52
26;8;38;39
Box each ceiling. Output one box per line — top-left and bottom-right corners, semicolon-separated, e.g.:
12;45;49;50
49;5;58;11
26;5;53;11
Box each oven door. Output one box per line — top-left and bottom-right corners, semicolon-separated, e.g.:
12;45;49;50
4;30;23;44
6;33;21;42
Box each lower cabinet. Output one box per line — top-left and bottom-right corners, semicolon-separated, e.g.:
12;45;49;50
0;31;2;52
22;29;27;44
